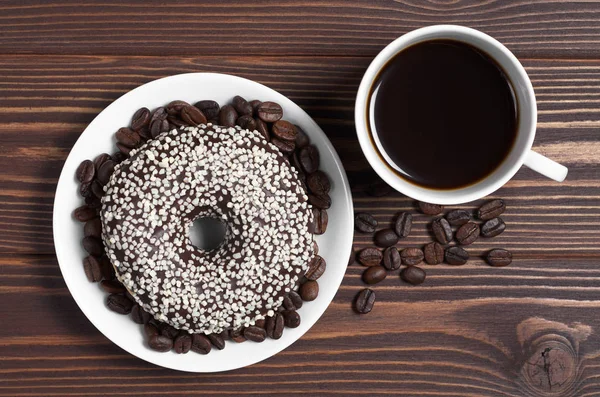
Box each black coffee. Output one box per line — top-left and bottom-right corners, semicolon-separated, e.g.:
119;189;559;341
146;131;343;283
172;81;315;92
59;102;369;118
368;39;518;189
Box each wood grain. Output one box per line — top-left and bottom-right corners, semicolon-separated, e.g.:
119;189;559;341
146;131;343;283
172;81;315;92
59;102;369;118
4;0;600;58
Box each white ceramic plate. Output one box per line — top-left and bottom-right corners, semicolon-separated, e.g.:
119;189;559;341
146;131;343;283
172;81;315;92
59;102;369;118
53;73;354;372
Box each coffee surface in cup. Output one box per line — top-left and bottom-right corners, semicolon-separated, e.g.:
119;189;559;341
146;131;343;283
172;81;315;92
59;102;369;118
368;39;518;189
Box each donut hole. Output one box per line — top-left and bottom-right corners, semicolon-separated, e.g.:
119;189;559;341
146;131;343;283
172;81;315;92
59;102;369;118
189;217;227;251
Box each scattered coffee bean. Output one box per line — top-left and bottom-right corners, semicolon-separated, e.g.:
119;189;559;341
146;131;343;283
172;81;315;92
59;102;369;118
249;99;262;115
445;246;469;265
194;100;220;119
149;335;173;352
229;329;247;343
257;101;283;122
113;151;127;164
91;180;104;199
159;323;179;339
116;127;141;148
282;310;301;328
83;255;102;282
207;333;226;350
106;293;134;314
282;294;295;311
271;137;296;154
243;326;267;342
74;205;97;222
355;212;378;233
432;217;453;245
151;106;167;121
362;266;387;285
116;142;132;156
255;118;270;141
266;314;285;339
423;242;444;265
219;104;238;127
144;323;159;339
85;195;101;209
308;193;331;209
97;160;116;185
367;180;392;197
149;118;169;138
418;202;444;215
100;279;126;294
131;107;151;131
315;241;320;256
131;304;152;324
306;171;331;196
358;247;383;267
99;255;115;280
138;127;151;140
374;228;399;248
354;288;375;314
236;114;257;131
295;125;310;148
300;280;319;301
168;115;187;129
288;291;303;309
400;266;426;285
486;248;512;267
181;104;207;125
456;222;480;245
93;153;111;171
394;212;412;238
79;181;92;198
272;120;297;141
165;100;189;116
191;334;212;354
478;199;506;220
446;209;471;226
305;255;326;281
383;246;401;270
255;319;266;329
232;95;253;116
308;208;328;235
299;145;320;174
481;217;506;237
76;160;95;184
401;247;424;266
173;334;192;354
82;236;103;256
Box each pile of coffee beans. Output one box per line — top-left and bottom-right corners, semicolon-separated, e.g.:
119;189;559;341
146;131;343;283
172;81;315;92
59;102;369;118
73;95;332;353
353;198;511;314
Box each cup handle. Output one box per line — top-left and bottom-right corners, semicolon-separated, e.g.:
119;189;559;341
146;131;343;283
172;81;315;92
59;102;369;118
524;150;568;182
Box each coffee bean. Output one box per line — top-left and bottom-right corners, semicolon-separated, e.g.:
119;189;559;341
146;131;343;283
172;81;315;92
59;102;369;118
308;207;328;235
236;114;257;131
181;104;207;125
255;319;266;329
478;199;506;220
82;236;103;256
418;201;444;215
106;293;133;314
144;323;159;339
257;101;283;123
138;127;151;140
255;118;270;141
97;160;116;185
93;153;111;172
383;246;401;270
432;217;453;245
299;145;320;174
308;193;331;209
79;182;93;198
394;212;412;238
305;255;326;281
455;222;479;245
446;209;471;226
445;246;469;265
288;290;303;309
229;329;247;343
130;304;152;324
131;107;151;131
167;115;186;129
481;217;506;237
272;120;297;141
173;333;192;354
112;151;127;164
300;280;319;301
91;180;104;199
116;127;141;148
314;241;320;256
265;313;284;339
271;137;296;154
84;218;102;238
486;248;512;267
165;100;189;116
401;247;424;266
150;118;169;138
219;105;238;127
362;266;387;285
85;195;101;209
74;205;97;222
149;335;173;352
295;125;310;148
194;100;220;119
207;333;226;350
400;266;426;285
282;310;301;328
423;242;444;265
282;295;295;311
116;143;132;156
367;180;392;197
358;247;383;267
355;212;377;233
243;326;266;342
249;99;262;115
354;288;375;314
306;171;331;196
99;255;115;280
83;255;102;282
100;279;125;294
76;160;95;184
156;323;178;339
232;95;253;116
374;228;399;248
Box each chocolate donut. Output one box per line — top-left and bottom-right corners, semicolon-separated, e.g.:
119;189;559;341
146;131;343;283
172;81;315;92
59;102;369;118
100;124;314;334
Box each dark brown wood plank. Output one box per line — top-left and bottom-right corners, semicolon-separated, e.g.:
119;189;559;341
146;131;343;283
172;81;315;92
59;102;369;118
2;254;600;396
4;0;600;58
0;55;598;255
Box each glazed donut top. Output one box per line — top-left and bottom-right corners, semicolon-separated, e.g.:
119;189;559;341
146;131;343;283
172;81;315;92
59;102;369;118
100;124;314;334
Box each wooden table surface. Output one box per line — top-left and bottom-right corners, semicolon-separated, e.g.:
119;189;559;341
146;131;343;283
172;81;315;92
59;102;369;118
2;1;600;396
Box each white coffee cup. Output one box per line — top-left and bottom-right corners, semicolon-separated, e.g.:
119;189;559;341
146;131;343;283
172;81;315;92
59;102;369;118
355;25;568;205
